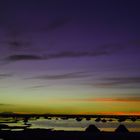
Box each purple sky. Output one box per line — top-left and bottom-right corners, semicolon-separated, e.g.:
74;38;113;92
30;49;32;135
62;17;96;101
0;0;140;114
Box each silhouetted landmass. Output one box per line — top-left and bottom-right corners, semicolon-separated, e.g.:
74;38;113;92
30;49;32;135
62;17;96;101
0;123;31;130
0;128;140;140
0;113;140;139
0;112;140;121
0;125;139;140
0;124;9;129
85;124;100;133
115;124;129;133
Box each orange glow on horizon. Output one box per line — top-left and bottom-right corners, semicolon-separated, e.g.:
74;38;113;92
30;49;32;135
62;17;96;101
79;111;140;116
13;111;140;116
54;97;140;103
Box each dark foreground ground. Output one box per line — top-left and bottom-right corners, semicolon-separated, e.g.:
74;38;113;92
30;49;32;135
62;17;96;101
0;129;140;140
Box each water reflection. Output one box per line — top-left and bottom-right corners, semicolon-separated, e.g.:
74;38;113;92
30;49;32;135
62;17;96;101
29;118;140;132
1;118;140;132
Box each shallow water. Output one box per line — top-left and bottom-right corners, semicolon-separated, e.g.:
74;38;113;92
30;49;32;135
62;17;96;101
1;118;140;132
29;118;140;132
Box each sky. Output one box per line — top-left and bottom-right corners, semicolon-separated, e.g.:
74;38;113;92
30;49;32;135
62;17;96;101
0;0;140;115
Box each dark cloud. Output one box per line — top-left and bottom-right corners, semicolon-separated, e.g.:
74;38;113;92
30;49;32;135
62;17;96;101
0;103;11;106
0;40;30;51
99;43;126;53
98;40;140;54
25;85;46;89
29;72;90;80
44;17;70;32
0;27;32;52
0;73;13;79
3;49;110;62
0;103;5;106
95;77;140;88
105;77;140;84
45;50;110;59
2;42;134;63
44;42;128;60
5;54;43;61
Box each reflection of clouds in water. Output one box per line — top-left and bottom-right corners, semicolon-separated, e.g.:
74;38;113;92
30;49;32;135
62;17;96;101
1;118;140;132
29;119;140;132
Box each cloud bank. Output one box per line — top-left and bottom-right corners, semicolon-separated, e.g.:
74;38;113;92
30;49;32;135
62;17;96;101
6;54;42;61
55;97;140;103
4;49;110;62
96;76;140;88
0;73;13;79
28;72;90;80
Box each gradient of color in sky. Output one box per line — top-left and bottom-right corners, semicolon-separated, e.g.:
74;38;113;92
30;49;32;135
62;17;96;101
0;0;140;115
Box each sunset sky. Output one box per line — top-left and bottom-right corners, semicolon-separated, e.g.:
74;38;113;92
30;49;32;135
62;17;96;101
0;0;140;115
